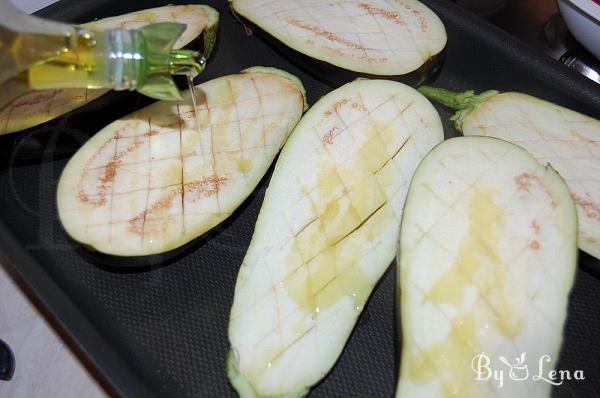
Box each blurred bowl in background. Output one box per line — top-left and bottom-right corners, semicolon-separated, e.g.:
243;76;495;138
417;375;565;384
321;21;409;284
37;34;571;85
558;0;600;60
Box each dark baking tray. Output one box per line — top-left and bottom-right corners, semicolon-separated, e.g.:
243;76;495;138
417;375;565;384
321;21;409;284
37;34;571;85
1;0;600;397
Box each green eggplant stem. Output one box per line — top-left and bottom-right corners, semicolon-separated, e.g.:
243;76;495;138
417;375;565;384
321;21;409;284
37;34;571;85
418;86;471;110
418;86;499;130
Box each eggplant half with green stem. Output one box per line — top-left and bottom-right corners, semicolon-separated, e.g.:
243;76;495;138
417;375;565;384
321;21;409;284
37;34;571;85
420;85;600;260
227;79;444;397
0;4;219;135
229;0;447;87
397;136;577;397
57;67;306;257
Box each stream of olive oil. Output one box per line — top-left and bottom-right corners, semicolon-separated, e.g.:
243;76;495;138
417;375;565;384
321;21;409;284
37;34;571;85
187;74;202;135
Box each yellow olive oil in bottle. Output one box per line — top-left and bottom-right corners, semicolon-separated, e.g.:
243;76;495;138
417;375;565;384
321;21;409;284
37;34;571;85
0;1;205;110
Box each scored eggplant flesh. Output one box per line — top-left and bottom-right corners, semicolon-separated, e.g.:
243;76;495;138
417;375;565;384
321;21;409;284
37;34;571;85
397;136;577;398
57;67;306;257
227;79;444;397
420;86;600;260
0;4;219;135
230;0;447;85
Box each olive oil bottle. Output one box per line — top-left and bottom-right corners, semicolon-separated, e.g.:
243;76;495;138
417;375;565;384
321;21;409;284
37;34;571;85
0;1;204;110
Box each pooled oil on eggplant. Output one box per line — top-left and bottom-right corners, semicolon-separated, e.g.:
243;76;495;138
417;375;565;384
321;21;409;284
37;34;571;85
284;204;377;317
258;127;396;372
282;118;397;317
396;135;577;398
408;188;525;398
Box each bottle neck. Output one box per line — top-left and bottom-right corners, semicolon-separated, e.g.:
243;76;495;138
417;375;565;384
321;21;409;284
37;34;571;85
100;25;207;97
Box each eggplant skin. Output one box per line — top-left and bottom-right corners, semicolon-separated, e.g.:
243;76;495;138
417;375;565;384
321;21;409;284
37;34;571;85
57;67;306;257
0;4;219;135
228;79;444;397
227;352;308;398
397;136;577;398
230;0;447;86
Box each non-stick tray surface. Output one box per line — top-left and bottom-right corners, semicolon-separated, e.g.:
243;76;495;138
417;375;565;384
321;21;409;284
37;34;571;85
1;0;600;397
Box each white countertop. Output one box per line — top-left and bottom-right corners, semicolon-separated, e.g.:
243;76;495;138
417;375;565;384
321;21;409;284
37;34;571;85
0;266;108;397
10;0;60;13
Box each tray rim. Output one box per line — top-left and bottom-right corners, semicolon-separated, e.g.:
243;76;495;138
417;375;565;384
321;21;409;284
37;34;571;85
1;0;599;397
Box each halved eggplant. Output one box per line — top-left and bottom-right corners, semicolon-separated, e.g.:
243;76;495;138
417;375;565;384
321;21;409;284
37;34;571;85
227;79;444;397
0;4;219;135
397;136;577;398
230;0;447;87
57;67;306;256
420;86;600;260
